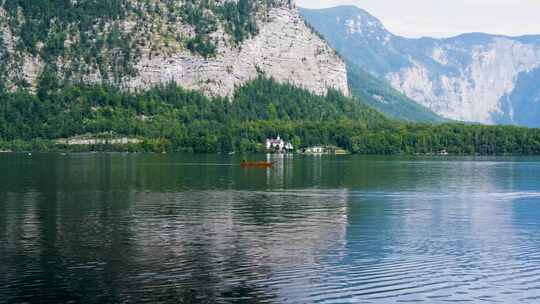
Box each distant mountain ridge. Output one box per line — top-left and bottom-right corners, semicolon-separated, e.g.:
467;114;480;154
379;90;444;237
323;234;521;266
301;5;540;127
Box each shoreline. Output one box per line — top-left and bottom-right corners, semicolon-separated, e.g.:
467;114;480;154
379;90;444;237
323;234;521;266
1;149;539;157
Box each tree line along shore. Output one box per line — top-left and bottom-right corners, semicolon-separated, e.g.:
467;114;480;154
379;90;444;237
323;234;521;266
2;77;540;155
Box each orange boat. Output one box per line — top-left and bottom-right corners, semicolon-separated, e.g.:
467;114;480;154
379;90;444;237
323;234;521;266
240;161;274;168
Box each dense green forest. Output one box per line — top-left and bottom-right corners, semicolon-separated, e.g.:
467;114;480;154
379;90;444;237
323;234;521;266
181;0;266;57
1;76;540;155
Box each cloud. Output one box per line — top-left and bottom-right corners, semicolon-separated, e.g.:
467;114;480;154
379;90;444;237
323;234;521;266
296;0;540;38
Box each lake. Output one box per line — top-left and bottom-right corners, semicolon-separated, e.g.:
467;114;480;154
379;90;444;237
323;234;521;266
1;153;540;303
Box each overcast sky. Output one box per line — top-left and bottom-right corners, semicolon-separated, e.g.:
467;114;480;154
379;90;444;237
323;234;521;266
296;0;540;38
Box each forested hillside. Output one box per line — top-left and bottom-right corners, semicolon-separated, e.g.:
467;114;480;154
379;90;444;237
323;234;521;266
3;0;264;62
2;77;540;155
0;0;348;97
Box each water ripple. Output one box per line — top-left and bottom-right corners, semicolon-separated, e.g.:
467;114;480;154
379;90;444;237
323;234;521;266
2;155;540;303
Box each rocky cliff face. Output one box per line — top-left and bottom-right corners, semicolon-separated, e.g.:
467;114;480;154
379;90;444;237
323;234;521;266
301;6;540;127
128;6;348;96
0;0;348;97
386;37;540;125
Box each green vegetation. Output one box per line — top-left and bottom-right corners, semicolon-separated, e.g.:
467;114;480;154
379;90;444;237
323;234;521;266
0;0;270;86
3;0;138;83
3;0;129;56
299;8;442;123
0;76;384;153
1;76;540;155
217;0;259;44
181;0;266;57
347;62;445;123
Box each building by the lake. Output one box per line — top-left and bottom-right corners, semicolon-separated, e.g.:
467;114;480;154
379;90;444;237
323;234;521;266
266;136;294;153
303;145;348;155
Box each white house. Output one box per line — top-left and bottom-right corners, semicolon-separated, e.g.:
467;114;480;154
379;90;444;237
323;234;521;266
266;136;293;152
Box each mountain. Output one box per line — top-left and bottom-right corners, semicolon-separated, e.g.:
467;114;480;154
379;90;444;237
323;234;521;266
300;7;444;123
300;6;540;127
346;61;444;123
0;0;348;97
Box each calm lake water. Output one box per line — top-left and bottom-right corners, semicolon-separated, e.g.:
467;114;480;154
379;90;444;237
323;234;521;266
1;153;540;303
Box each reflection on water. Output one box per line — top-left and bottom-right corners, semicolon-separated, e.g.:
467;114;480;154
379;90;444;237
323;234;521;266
1;153;540;303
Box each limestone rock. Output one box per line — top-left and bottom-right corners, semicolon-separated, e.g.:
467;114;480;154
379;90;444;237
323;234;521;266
301;5;540;126
0;2;348;97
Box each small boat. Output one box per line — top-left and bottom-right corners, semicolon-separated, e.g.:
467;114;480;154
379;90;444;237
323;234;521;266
240;161;274;168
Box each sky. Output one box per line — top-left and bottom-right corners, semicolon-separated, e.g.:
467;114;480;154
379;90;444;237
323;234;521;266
296;0;540;38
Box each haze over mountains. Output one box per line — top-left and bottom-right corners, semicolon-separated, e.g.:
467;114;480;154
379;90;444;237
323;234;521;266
301;5;540;127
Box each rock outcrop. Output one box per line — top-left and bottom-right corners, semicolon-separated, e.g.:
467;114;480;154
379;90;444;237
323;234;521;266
128;6;349;96
301;5;540;127
386;37;540;124
0;1;348;97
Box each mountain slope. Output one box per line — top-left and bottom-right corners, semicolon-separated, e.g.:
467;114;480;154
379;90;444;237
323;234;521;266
0;0;348;97
347;62;444;123
3;77;540;156
300;7;443;123
300;5;540;127
0;76;388;152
